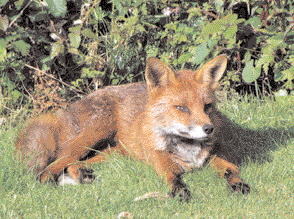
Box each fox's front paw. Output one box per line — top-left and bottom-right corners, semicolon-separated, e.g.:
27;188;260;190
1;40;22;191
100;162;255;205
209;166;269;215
232;182;250;194
58;168;95;186
38;172;56;184
58;172;79;186
171;180;191;202
80;168;95;184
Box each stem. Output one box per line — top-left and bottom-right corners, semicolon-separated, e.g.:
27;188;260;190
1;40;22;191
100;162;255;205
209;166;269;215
9;0;33;28
24;64;85;94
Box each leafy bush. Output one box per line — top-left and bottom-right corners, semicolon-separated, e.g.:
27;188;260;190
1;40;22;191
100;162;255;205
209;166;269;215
0;0;294;114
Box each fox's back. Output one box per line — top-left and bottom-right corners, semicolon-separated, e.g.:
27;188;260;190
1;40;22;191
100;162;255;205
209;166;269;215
63;82;149;132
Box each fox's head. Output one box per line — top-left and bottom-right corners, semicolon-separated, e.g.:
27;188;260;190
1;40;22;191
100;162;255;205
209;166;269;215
145;55;227;150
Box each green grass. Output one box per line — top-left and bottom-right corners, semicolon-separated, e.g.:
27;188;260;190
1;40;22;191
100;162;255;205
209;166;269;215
1;95;294;218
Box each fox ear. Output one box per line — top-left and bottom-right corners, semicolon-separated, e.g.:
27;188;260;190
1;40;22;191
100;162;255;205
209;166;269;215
145;57;177;90
195;54;227;88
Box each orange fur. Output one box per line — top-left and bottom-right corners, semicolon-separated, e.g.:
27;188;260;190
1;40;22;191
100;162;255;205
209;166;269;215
15;55;250;201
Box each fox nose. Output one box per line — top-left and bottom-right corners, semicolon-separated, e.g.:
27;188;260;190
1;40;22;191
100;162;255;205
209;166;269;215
202;124;214;135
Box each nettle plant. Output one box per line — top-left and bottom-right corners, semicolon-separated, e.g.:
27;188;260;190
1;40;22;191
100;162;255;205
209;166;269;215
0;0;294;114
144;0;294;96
233;0;294;96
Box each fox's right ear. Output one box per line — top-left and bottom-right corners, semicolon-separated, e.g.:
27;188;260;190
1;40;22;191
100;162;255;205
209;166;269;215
145;57;177;91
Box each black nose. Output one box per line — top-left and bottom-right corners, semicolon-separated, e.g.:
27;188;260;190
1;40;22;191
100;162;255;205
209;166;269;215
203;124;214;135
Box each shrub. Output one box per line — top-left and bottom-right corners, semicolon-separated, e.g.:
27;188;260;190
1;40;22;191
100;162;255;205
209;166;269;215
0;0;293;114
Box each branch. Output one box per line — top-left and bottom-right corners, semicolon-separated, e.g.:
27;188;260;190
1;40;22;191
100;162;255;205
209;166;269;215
24;64;85;94
9;0;34;28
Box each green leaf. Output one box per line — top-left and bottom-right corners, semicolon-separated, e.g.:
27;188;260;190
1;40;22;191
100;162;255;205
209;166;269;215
81;69;101;78
274;67;283;82
11;40;31;56
178;35;187;43
41;64;50;71
33;11;48;22
0;40;7;62
187;8;202;20
248;17;262;28
214;0;224;13
242;60;260;83
68;48;80;55
11;90;22;102
207;39;217;48
256;52;273;74
0;0;9;7
71;79;83;88
81;67;89;77
0;38;8;47
223;25;237;39
178;53;191;64
5;35;19;43
0;48;6;61
41;56;52;65
190;43;210;65
146;47;158;59
225;14;238;24
51;41;64;59
15;0;26;10
141;3;147;15
265;35;283;55
81;28;97;39
202;20;225;36
0;15;9;31
46;0;67;17
69;33;81;48
69;25;82;33
277;66;294;82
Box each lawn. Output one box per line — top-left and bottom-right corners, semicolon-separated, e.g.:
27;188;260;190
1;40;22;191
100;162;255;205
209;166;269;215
1;94;294;218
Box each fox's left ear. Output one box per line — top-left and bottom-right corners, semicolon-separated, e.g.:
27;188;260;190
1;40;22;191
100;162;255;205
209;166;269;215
195;54;227;88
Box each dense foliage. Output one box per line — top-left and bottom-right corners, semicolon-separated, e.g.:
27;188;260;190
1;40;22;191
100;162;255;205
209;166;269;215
0;0;294;114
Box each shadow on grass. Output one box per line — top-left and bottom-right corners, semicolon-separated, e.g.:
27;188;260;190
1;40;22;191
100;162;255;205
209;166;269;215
221;116;294;165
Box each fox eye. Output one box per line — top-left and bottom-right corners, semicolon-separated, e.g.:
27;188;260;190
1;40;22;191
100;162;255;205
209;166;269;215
204;103;214;113
175;105;190;113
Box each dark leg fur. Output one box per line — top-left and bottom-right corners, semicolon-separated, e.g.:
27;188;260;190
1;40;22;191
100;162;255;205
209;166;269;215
171;177;191;202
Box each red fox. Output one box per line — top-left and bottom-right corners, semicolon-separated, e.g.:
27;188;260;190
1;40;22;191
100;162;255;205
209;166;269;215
15;54;250;201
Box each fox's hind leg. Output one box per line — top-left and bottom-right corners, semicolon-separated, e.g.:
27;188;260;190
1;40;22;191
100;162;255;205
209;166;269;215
14;114;61;180
39;126;115;184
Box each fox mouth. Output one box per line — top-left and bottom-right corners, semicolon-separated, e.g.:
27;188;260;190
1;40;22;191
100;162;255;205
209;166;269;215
166;133;213;145
177;131;212;143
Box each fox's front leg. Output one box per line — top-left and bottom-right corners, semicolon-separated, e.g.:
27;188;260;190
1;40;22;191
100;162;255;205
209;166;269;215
58;146;119;185
150;150;191;201
208;155;250;194
39;153;81;183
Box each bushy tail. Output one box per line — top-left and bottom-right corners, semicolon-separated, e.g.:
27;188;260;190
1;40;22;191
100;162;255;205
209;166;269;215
15;114;60;176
